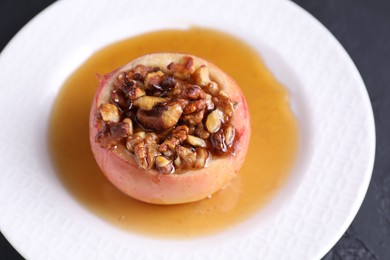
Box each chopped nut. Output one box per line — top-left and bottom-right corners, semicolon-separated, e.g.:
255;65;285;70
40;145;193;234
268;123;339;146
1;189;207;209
95;123;128;149
182;110;205;125
205;109;224;133
159;125;189;152
188;125;196;135
155;128;172;142
176;146;197;168
163;149;175;158
125;139;132;152
144;132;159;144
156;155;172;167
155;156;174;174
112;72;127;89
126;136;136;152
174;156;182;169
204;81;220;96
172;83;205;100
94;117;105;133
144;133;161;166
98;104;120;123
219;90;229;98
131;132;160;170
133;96;168;110
224;125;235;148
176;98;189;109
186;135;207;147
194;148;209;168
194;65;210;86
160;103;183;129
133;131;146;139
144;71;165;89
96;58;239;174
167;56;195;80
111;89;130;109
146;142;160;169
195;124;210;139
133;140;151;170
132;86;146;99
205;94;214;110
109;122;129;142
136;103;183;131
122;118;133;136
126;134;144;152
213;93;234;117
119;79;146;100
183;100;206;114
132;65;151;80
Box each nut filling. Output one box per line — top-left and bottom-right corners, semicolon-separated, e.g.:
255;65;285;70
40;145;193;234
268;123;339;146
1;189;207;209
95;56;239;174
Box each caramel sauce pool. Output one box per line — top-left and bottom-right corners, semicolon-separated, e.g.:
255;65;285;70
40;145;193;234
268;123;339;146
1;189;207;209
49;28;299;238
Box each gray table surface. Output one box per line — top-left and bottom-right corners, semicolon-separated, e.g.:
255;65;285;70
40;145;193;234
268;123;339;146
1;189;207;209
1;0;389;259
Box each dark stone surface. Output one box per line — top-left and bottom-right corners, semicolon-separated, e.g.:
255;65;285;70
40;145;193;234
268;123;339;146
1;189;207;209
0;0;389;259
290;1;390;259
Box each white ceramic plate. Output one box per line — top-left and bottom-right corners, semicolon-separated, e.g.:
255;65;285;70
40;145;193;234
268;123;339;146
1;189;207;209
0;0;375;259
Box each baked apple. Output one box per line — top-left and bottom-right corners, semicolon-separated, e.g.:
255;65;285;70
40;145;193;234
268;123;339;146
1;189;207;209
89;53;250;204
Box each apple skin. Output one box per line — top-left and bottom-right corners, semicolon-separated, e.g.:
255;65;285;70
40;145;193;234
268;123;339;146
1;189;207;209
89;53;251;205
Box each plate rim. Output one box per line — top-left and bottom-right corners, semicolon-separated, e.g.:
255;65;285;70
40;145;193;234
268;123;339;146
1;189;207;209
0;0;376;259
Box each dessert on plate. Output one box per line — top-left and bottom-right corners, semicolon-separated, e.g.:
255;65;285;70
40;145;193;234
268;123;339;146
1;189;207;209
89;53;251;204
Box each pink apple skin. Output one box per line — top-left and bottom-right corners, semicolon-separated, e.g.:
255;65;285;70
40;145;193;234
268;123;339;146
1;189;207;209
89;53;251;204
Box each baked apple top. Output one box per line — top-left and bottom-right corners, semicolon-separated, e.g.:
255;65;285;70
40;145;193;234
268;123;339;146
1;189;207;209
94;55;240;174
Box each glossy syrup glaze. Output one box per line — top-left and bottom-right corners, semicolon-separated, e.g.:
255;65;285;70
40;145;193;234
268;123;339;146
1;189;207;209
49;27;299;238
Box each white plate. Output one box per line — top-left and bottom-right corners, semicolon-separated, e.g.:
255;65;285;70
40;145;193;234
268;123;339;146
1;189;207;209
0;0;375;259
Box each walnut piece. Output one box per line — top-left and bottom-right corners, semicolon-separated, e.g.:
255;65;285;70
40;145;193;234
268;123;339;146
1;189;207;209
130;132;161;170
136;103;183;131
132;65;151;80
98;104;120;123
204;81;220;96
194;148;209;168
167;56;195;80
195;124;210;139
122;118;133;136
133;138;149;170
205;94;214;110
194;65;210;86
213;91;234;117
155;156;174;174
144;71;165;89
182;110;205;125
176;146;197;168
159;125;189;152
172;83;205;100
183;100;206;114
95;122;129;148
